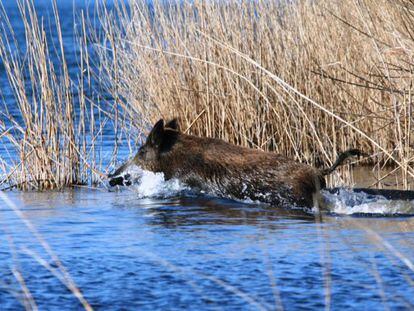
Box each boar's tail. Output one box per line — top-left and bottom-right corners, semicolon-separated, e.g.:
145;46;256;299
320;149;363;176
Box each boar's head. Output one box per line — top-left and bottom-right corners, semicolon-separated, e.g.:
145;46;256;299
108;119;179;187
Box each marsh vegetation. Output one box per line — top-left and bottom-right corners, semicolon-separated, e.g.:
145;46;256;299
0;0;413;190
99;0;414;189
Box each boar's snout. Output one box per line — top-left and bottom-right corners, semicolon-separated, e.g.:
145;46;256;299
108;173;132;187
108;159;134;187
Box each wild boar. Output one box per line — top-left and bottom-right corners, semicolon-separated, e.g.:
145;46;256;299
108;119;360;208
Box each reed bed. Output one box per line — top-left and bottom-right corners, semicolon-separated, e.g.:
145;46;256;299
0;0;108;190
96;0;414;189
0;0;413;189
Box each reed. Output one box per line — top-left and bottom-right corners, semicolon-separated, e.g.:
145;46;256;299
1;0;413;190
96;0;414;189
0;0;107;190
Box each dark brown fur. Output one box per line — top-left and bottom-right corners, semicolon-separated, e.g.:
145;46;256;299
109;119;359;208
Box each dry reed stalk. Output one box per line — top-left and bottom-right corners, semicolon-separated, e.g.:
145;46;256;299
135;247;272;311
6;232;38;311
96;0;414;189
0;0;108;190
1;0;413;189
0;191;93;310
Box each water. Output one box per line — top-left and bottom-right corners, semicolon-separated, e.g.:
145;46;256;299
1;188;414;310
0;0;414;310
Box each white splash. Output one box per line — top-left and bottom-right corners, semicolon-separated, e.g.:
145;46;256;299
114;165;414;215
321;188;414;215
124;165;187;198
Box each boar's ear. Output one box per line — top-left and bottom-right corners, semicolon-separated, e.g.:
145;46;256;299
160;128;179;153
165;118;180;131
147;119;165;147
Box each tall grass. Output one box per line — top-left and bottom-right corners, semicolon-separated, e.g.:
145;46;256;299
0;0;107;190
96;0;414;189
0;0;413;189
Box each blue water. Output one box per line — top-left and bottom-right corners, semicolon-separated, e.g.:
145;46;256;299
0;1;414;310
1;190;414;310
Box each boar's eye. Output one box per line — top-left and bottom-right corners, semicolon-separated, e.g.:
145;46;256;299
137;147;146;157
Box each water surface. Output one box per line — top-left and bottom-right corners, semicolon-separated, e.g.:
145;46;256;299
1;189;414;310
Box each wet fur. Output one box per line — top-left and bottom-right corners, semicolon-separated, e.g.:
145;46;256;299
160;134;323;207
109;119;358;208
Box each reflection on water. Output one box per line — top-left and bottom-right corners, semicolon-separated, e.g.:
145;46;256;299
0;189;413;310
